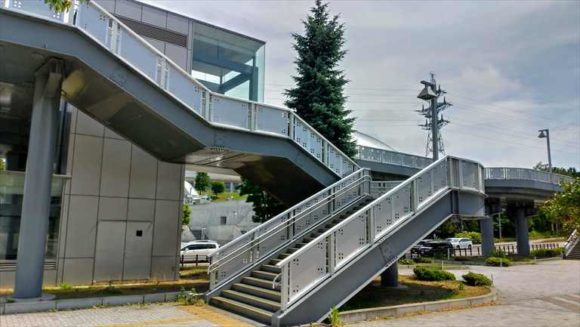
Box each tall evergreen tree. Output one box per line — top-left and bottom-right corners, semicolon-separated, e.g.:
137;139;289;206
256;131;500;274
285;0;356;158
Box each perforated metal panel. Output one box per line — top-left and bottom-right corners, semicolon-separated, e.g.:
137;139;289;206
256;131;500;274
288;239;328;304
334;212;368;268
210;96;250;129
256;105;289;136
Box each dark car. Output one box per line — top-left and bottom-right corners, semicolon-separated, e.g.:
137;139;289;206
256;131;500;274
411;239;452;257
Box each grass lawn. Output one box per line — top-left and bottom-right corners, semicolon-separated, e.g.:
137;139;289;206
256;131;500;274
0;267;210;300
341;275;490;311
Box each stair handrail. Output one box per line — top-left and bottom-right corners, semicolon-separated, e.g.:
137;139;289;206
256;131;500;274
274;156;485;309
207;168;371;290
1;0;359;179
355;145;433;170
484;167;575;185
564;229;579;257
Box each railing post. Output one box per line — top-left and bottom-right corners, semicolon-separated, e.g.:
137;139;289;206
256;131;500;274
280;265;289;309
367;208;375;243
327;233;336;275
410;180;418;213
458;160;464;189
288;113;295;139
249;103;257;131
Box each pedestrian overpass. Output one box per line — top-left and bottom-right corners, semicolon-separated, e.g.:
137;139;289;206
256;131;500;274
0;1;573;325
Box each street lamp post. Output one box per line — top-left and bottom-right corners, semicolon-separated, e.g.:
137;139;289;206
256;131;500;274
538;129;552;172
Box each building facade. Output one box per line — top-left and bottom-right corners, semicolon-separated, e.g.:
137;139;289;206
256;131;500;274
0;0;265;288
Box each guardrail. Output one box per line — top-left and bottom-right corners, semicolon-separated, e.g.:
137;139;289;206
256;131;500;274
207;169;371;290
274;156;485;309
1;0;358;178
485;167;575;185
355;146;433;170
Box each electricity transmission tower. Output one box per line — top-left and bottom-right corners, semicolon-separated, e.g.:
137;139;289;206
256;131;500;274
416;73;452;160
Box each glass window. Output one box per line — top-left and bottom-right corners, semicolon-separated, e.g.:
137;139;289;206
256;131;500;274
191;23;265;102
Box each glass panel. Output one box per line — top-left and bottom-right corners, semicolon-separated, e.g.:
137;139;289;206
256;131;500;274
191;25;265;101
0;171;67;260
9;0;64;22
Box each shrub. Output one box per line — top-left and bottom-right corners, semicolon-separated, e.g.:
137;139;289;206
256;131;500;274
531;247;563;258
328;306;342;327
491;249;507;258
177;287;204;305
413;267;455;281
399;258;414;265
455;231;481;244
413;257;433;264
59;283;73;290
485;256;511;267
462;272;493;286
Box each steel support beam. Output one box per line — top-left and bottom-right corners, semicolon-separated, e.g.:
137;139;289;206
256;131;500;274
380;262;399;287
479;217;495;256
13;59;63;299
515;207;530;257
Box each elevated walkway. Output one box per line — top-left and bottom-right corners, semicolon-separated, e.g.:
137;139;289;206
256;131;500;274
0;1;357;205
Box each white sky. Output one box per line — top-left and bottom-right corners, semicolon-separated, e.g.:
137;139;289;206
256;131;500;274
146;0;580;169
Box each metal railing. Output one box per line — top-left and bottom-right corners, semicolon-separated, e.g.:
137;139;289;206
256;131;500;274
485;167;575;185
273;156;485;309
370;181;402;198
1;0;358;179
565;229;579;257
355;145;433;170
207;169;371;290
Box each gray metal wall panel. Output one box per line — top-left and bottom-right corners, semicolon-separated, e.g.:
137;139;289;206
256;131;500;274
164;43;188;69
141;5;167;29
94;221;126;281
123;222;153;280
117;17;187;47
115;0;142;21
167;12;189;34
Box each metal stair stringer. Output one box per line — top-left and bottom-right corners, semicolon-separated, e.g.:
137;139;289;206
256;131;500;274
271;157;486;326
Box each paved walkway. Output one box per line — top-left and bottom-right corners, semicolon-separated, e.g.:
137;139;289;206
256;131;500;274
1;260;578;326
354;260;580;327
0;303;253;327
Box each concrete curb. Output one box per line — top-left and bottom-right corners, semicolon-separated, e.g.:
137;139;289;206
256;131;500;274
339;287;497;323
0;291;185;315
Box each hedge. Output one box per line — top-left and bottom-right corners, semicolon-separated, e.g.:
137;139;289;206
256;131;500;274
531;247;563;258
485;256;512;267
462;272;492;286
413;267;455;281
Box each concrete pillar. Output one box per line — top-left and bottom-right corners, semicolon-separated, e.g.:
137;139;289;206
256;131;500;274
13;60;63;299
479;217;495;256
515;207;530;257
381;262;398;287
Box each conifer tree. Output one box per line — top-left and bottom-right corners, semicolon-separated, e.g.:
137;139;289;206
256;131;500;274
285;0;356;158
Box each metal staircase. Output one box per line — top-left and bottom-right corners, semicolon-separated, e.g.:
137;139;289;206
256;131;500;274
564;230;580;260
207;157;486;325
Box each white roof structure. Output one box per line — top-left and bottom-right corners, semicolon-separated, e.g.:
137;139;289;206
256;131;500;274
353;131;395;151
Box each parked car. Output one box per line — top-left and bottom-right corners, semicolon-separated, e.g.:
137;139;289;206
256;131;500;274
411;239;433;256
446;237;473;249
180;240;220;262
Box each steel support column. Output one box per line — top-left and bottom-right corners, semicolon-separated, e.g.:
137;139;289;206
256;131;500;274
381;262;399;287
514;207;530;257
479;217;495;256
13;59;64;299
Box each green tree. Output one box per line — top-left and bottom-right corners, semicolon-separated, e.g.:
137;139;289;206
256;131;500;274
44;0;85;12
211;181;226;195
182;204;191;226
239;178;285;223
533;162;580;178
0;159;5;171
540;178;580;234
194;172;211;193
285;0;356;158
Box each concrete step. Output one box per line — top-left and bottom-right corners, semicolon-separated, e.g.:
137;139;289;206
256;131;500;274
242;276;280;290
211;296;272;324
269;258;282;265
222;290;281;312
251;270;278;281
261;264;282;274
232;283;281;302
